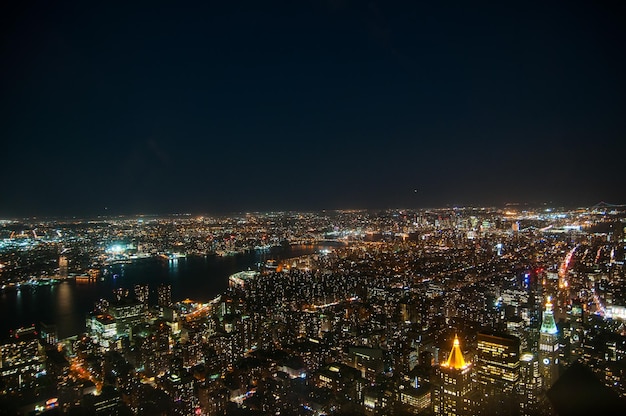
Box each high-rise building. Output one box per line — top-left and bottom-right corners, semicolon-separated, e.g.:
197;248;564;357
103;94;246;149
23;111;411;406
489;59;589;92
87;313;117;348
567;300;584;362
134;284;149;306
527;270;544;355
539;297;559;389
433;335;473;416
158;284;172;308
518;353;542;416
40;322;58;346
113;288;129;302
475;331;521;415
58;255;68;278
108;299;145;337
0;327;45;391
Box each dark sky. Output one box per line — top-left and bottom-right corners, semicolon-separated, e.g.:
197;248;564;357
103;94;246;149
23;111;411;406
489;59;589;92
1;1;625;216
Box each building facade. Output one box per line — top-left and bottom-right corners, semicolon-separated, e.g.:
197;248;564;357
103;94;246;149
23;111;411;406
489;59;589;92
433;335;473;416
539;297;559;389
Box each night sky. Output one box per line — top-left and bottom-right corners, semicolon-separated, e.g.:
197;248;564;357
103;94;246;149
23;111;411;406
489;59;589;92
2;1;625;217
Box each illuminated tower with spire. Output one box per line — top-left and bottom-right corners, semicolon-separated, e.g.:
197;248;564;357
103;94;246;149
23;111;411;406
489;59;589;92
433;335;474;415
539;297;559;389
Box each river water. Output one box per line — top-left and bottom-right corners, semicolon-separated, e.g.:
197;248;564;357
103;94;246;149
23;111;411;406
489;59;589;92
0;244;333;339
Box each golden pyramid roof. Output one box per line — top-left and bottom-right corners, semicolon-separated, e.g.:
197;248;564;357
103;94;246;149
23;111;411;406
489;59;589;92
443;335;467;369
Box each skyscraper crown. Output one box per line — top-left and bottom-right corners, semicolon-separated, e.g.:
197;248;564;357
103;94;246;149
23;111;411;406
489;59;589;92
540;297;558;335
443;335;468;369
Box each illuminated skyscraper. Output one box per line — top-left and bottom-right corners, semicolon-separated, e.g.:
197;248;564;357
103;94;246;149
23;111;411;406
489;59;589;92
518;353;542;416
58;255;68;278
158;284;172;307
566;300;584;363
113;287;129;302
0;327;45;391
539;297;559;389
475;332;520;415
433;335;473;416
134;284;149;306
108;299;144;337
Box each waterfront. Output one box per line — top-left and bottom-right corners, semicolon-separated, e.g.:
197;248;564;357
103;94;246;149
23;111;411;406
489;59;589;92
1;207;624;414
0;244;335;339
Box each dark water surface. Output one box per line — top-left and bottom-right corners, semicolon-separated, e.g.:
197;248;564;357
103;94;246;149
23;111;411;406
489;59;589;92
0;244;332;339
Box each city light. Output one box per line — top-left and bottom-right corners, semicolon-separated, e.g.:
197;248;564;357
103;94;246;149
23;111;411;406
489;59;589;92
1;206;625;414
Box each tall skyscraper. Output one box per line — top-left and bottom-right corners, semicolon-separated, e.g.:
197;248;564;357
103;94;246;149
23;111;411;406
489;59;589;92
527;270;544;355
539;297;559;389
567;300;584;363
0;327;45;391
58;255;68;278
134;284;149;306
113;287;129;302
433;335;473;416
475;331;521;415
518;353;542;416
158;284;172;308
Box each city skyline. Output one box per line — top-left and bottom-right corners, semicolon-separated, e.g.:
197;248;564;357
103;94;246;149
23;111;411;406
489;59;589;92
2;1;626;217
1;205;625;414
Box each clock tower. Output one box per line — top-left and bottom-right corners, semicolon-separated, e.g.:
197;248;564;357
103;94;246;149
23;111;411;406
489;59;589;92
539;297;559;388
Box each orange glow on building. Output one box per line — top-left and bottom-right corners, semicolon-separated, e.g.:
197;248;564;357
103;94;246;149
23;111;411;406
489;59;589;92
443;335;468;369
